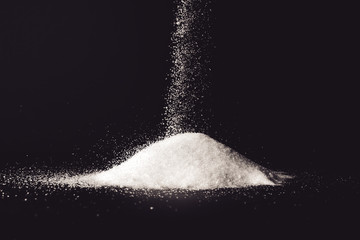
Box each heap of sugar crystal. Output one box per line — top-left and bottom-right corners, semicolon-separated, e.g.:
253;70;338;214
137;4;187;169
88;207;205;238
63;133;288;190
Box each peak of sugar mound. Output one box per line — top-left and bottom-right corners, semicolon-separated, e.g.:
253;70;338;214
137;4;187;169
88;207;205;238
69;133;289;190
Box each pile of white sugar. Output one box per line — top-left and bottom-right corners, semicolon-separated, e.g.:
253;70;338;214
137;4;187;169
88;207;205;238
61;133;289;190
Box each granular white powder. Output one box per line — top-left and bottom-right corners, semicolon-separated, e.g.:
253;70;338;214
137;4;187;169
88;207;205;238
62;133;289;190
0;1;292;192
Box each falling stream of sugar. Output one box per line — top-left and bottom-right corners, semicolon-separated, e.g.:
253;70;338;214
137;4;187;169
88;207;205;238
0;0;292;191
164;0;212;135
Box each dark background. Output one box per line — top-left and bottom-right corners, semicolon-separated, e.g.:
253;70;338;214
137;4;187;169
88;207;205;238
0;1;358;239
0;1;357;175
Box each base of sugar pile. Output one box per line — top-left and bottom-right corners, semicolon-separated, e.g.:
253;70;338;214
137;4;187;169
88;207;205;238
54;133;291;190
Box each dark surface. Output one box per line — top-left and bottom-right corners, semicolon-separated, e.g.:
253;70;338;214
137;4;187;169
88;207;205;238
0;1;358;239
0;173;359;239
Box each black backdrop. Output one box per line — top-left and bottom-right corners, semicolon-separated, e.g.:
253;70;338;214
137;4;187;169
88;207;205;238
0;1;357;175
0;2;359;240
